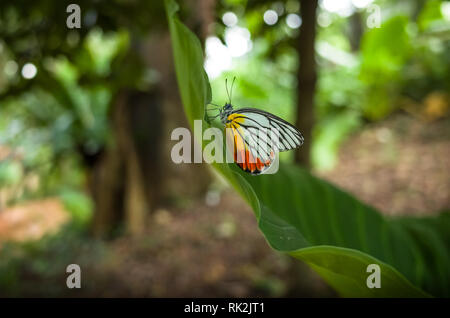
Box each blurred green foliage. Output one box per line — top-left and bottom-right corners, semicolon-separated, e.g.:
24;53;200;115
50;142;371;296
0;0;447;198
0;159;22;187
212;0;449;169
360;16;411;119
0;0;448;297
0;1;165;205
59;189;93;228
0;225;106;296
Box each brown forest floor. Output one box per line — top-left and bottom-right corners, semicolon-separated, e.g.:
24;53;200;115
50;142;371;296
0;113;448;297
318;113;450;216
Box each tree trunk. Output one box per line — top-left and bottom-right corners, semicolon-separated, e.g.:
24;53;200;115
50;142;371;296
349;11;363;52
295;0;318;168
90;89;162;238
89;0;213;238
141;0;213;202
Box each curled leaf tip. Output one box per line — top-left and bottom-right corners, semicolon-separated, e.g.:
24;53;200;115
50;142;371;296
164;0;179;17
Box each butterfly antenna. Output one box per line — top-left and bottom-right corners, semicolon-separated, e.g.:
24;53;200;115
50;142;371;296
230;76;236;103
225;78;231;104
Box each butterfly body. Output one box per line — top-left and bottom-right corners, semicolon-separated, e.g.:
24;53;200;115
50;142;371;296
220;103;234;125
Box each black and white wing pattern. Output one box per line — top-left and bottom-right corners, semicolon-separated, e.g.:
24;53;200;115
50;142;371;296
230;108;304;152
224;107;303;175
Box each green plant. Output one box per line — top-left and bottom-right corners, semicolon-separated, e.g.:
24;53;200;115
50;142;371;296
59;189;94;228
165;0;449;297
359;15;412;120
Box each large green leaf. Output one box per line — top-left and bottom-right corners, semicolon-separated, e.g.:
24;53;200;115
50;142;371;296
164;0;257;211
165;0;449;297
244;167;445;297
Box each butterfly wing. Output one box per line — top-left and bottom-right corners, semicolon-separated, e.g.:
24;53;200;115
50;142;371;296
230;108;304;151
225;108;303;174
225;120;275;175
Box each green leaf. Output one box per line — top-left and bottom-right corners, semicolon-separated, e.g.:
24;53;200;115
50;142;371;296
418;0;445;32
360;16;411;120
59;189;94;227
165;0;211;130
165;0;447;297
164;0;255;210
0;160;23;187
245;167;432;297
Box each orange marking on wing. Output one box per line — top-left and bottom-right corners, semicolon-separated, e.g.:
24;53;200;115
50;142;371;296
245;150;250;169
233;135;238;161
241;150;247;170
247;154;254;172
227;123;270;173
263;150;275;166
251;155;259;172
256;158;264;171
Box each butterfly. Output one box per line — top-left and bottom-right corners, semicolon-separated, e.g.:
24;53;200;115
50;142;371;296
206;78;304;175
